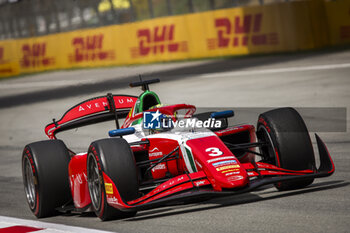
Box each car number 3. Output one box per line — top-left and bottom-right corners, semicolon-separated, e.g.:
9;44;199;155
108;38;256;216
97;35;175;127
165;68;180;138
205;147;223;156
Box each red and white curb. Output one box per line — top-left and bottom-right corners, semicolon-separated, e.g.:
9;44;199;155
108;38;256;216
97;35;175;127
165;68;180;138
0;216;116;233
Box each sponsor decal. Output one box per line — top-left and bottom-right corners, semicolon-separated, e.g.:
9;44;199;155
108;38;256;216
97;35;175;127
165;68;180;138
149;147;163;157
247;172;256;176
107;196;119;205
222;169;240;174
20;43;55;68
207;14;279;50
69;34;115;63
177;176;185;182
77;97;134;112
227;175;244;182
71;173;87;185
212;160;237;167
207;156;236;163
79;101;108;111
206;147;223;156
130;24;188;58
150;147;159;152
194;180;206;187
225;171;241;176
216;165;240;171
105;183;113;194
266;170;279;174
149;151;163;157
116;97;135;105
151;163;166;172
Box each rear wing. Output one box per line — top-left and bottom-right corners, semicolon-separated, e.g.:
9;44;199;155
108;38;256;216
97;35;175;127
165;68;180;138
45;94;138;139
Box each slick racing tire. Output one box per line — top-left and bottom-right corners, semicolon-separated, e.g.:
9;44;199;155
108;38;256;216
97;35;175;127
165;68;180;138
22;140;71;218
87;138;138;221
257;107;316;191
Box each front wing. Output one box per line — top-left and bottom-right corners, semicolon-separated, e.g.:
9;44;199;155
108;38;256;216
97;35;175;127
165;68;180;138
105;134;334;211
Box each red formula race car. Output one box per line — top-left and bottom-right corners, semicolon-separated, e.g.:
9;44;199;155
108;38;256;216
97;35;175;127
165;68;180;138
22;79;335;220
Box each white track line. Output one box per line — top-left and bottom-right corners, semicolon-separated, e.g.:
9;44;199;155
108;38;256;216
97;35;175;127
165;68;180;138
199;63;350;79
0;215;116;233
1;63;349;89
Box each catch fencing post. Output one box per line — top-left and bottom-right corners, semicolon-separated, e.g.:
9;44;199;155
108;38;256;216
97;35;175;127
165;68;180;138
188;0;194;13
148;0;154;18
166;0;172;15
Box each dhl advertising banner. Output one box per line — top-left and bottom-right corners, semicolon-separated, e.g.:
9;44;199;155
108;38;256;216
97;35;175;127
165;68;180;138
325;0;350;46
0;40;20;78
14;35;62;74
187;4;289;58
61;26;119;69
0;0;348;78
114;17;190;64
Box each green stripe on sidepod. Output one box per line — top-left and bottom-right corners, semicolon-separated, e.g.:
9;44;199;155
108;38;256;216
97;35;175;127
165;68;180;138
185;147;197;172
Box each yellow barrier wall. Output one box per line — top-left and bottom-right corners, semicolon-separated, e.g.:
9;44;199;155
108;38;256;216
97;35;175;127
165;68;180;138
325;0;350;46
61;26;120;69
0;0;348;78
0;40;19;78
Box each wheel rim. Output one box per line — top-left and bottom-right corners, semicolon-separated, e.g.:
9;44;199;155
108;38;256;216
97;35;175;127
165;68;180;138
23;156;36;209
87;154;102;211
257;125;278;166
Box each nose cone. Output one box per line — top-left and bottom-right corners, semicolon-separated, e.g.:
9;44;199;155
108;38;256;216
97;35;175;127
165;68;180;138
185;135;249;190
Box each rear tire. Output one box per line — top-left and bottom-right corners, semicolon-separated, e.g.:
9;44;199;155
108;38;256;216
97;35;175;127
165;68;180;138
22;140;71;218
87;138;138;221
257;108;316;191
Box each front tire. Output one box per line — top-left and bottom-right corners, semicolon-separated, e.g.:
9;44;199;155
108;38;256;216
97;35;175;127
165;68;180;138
22;140;71;218
257;107;316;191
87;138;138;221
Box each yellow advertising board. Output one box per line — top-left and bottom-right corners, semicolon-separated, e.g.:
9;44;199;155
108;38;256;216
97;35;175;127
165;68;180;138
14;35;62;74
61;26;119;69
115;16;191;64
325;0;350;45
0;40;20;77
0;0;348;78
104;0;335;63
187;4;288;58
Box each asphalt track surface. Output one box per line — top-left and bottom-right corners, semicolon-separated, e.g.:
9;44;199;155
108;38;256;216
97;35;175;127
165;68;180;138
0;49;349;233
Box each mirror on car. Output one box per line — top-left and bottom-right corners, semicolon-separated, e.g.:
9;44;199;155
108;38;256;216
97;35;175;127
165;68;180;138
109;127;135;137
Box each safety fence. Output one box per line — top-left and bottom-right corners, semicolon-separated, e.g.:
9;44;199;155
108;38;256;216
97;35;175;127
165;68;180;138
0;0;349;78
0;0;294;40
